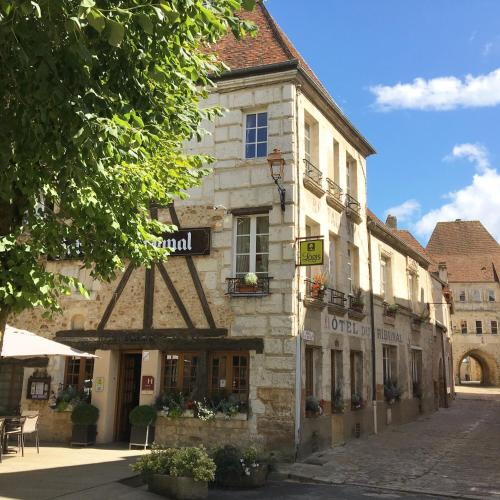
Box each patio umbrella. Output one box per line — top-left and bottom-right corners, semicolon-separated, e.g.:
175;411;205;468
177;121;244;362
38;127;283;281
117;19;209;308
1;324;96;359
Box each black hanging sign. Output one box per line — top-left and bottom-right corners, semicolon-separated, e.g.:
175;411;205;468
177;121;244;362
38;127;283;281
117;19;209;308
155;227;211;256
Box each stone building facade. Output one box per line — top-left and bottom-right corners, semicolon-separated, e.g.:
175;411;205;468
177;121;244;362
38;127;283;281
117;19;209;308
426;220;500;386
5;3;453;457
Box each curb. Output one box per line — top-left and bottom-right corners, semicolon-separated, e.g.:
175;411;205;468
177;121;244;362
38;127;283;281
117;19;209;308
284;474;486;499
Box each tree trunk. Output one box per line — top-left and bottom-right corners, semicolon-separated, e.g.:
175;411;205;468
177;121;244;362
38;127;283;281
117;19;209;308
0;305;10;357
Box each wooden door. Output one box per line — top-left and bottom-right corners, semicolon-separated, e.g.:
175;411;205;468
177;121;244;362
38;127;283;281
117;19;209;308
115;353;142;441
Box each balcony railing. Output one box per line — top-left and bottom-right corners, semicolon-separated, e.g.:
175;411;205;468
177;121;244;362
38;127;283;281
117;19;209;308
326;178;343;200
226;277;272;296
303;158;322;185
348;294;365;314
327;288;346;307
345;193;361;215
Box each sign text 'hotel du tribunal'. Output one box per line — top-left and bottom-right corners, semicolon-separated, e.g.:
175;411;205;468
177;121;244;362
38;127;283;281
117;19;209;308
153;227;211;256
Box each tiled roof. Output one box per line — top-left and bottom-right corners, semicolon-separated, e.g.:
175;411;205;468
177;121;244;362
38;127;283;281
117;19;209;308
212;1;326;92
366;209;430;265
426;221;500;283
210;2;376;157
426;220;499;255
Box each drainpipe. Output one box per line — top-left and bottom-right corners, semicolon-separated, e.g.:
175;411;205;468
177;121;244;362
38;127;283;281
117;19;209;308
367;221;378;434
439;324;449;408
294;84;303;455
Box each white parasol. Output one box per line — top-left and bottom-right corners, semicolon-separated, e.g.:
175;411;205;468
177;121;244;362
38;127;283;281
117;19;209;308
1;324;96;359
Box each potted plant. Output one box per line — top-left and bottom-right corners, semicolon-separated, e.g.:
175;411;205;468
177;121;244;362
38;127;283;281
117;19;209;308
310;272;328;300
384;380;401;405
350;288;364;312
384;303;398;318
351;393;363;410
212;445;268;489
238;272;259;293
332;388;345;413
305;395;323;417
129;405;157;449
155;392;186;418
132;445;216;499
71;402;99;445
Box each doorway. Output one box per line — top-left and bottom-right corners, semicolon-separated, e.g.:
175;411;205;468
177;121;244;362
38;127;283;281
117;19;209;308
115;352;142;442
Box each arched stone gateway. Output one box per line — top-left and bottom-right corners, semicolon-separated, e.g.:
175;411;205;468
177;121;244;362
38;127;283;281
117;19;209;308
457;349;499;386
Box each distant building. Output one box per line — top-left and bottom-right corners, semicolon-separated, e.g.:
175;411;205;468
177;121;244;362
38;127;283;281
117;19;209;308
426;220;500;386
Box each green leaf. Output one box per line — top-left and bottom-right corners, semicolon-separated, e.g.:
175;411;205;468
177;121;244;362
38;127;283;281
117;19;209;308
87;9;106;33
242;0;256;11
31;1;41;18
136;13;153;35
106;19;125;47
80;0;95;8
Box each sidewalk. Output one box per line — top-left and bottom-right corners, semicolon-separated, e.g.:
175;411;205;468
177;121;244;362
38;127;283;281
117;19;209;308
276;387;500;499
0;444;148;500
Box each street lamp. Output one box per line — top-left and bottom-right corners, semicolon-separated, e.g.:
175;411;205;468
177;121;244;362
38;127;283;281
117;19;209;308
267;148;286;211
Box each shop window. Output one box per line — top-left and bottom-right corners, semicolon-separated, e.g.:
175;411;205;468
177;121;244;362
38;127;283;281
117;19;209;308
349;350;363;398
234;215;269;277
245;112;267;159
491;320;498;335
411;349;423;397
209;352;249;403
382;345;397;384
331;350;343;399
163;352;199;397
475;320;483;335
460;320;468;334
64;357;94;397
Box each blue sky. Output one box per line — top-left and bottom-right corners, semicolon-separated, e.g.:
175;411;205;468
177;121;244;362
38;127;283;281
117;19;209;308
266;0;500;244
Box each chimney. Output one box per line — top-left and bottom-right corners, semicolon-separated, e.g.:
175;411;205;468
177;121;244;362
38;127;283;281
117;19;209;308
386;214;397;229
438;261;448;283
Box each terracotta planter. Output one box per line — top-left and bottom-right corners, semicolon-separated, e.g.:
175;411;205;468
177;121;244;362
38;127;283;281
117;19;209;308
217;466;268;489
148;475;208;499
237;284;257;293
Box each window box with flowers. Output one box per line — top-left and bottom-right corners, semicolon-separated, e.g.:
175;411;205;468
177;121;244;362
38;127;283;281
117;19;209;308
348;288;365;320
384;380;401;405
332;388;345;414
383;303;398;325
304;273;328;309
305;395;324;418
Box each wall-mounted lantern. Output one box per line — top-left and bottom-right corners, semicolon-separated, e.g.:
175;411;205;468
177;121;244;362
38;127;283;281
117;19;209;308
267;148;286;211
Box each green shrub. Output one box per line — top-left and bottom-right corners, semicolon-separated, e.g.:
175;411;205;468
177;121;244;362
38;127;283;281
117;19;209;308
305;395;320;412
71;403;99;425
129;405;157;427
132;445;215;482
212;446;242;484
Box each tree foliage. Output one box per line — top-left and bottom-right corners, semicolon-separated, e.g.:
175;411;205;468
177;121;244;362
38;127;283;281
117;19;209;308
0;0;256;329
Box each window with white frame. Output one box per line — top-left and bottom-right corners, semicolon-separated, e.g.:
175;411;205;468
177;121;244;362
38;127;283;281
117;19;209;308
475;320;483;335
492;320;498;335
488;290;496;302
245;112;268;159
380;255;391;299
460;320;468;334
234;215;269;277
382;345;397;384
304;122;311;163
459;290;466;302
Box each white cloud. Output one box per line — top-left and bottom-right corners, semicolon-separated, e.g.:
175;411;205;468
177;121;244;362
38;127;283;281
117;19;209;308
444;143;490;172
414;144;500;240
384;199;421;222
370;68;500;110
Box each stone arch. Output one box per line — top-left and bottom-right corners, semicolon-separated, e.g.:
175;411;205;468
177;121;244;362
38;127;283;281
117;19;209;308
457;349;499;386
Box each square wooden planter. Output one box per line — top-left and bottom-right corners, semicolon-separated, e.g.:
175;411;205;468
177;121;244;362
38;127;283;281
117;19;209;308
148;475;208;499
71;424;97;446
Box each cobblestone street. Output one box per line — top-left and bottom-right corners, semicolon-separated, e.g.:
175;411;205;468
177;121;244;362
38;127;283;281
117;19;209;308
278;387;500;499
